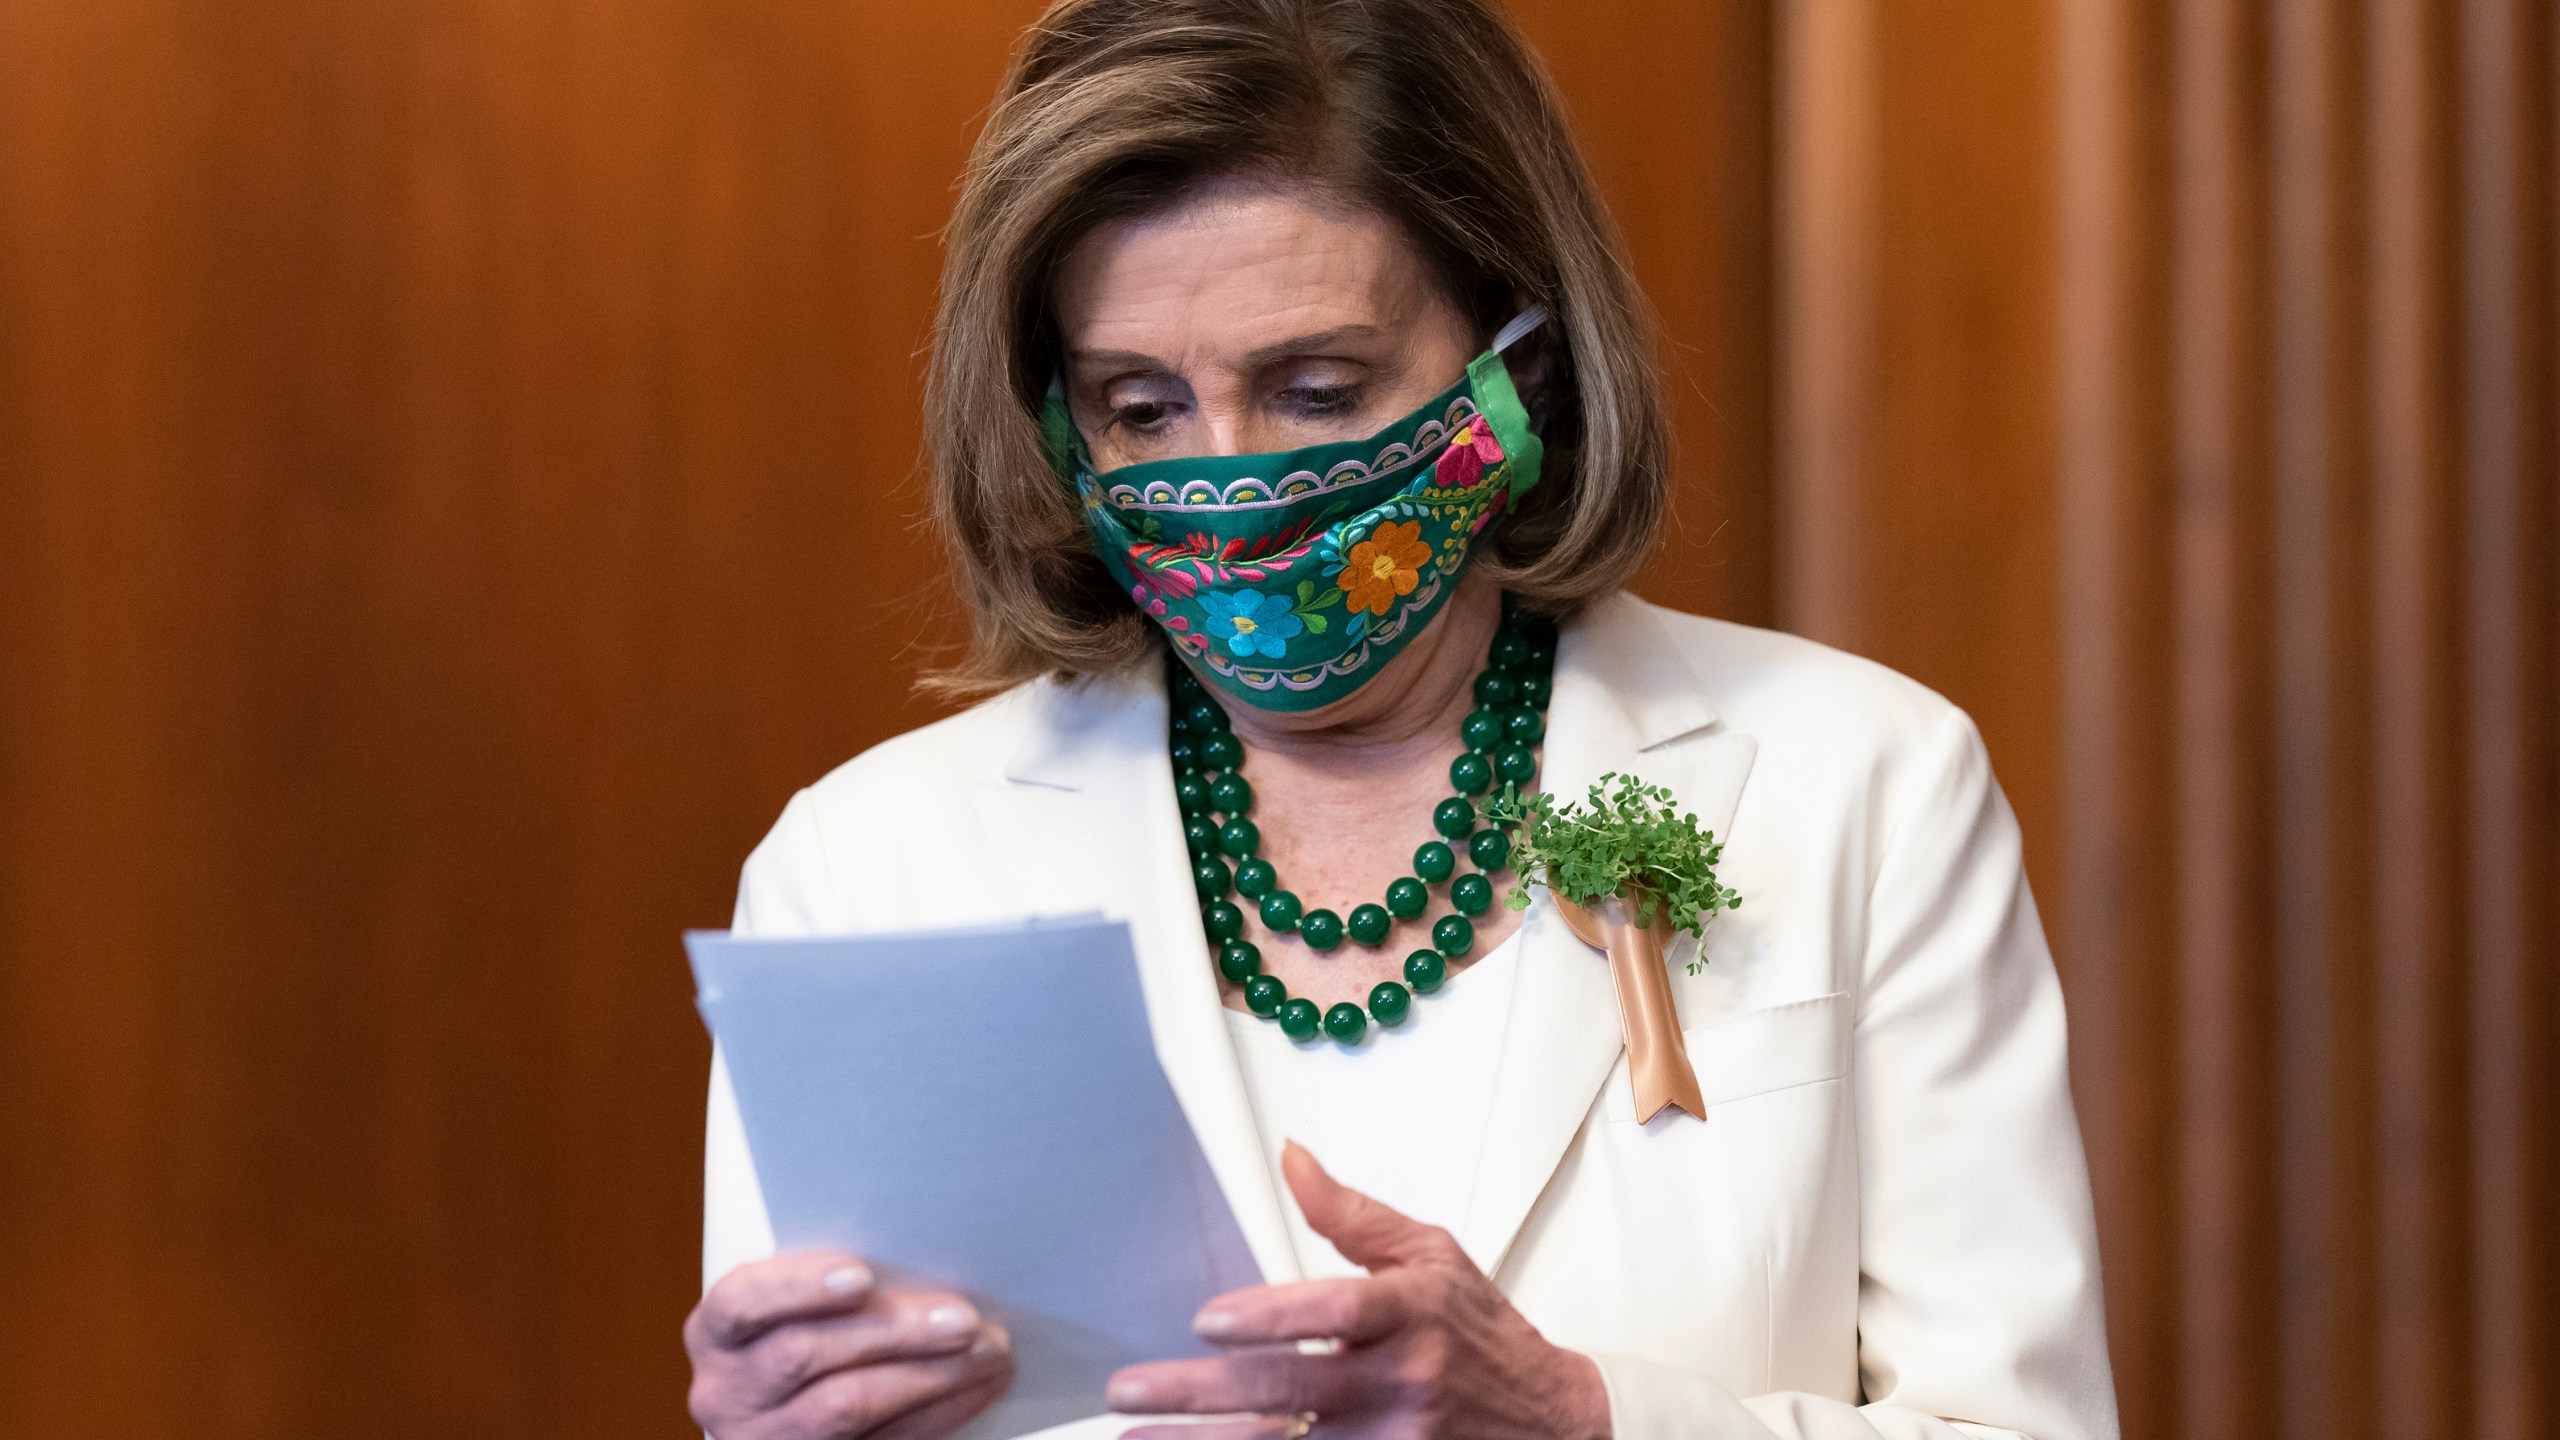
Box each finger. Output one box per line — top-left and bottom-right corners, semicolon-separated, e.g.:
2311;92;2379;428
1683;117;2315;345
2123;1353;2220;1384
1107;1350;1373;1419
863;1327;1015;1440
1281;1142;1466;1272
863;1364;1013;1440
733;1291;990;1408
1122;1421;1301;1440
754;1324;1013;1440
692;1252;877;1352
1192;1278;1409;1348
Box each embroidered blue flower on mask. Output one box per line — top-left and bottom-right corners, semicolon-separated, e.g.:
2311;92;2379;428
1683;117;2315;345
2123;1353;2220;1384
1199;589;1302;659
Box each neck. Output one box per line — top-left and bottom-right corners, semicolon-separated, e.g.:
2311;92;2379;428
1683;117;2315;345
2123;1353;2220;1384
1206;570;1502;768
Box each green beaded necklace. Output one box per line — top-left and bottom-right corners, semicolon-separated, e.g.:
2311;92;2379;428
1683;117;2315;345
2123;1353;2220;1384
1171;602;1557;1045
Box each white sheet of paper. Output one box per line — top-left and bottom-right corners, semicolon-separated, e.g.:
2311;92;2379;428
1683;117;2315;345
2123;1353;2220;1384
687;918;1263;1440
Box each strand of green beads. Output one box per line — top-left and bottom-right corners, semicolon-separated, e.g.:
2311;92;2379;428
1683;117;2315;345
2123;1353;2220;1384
1172;604;1557;1046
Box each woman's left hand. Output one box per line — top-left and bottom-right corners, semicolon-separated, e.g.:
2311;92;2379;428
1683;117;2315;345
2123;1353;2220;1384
1110;1142;1612;1440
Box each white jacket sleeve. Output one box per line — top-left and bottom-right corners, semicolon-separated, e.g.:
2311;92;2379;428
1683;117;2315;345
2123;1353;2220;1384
701;788;846;1293
1587;708;2118;1440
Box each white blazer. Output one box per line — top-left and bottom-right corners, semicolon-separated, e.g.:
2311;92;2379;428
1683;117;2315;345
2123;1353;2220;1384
704;593;2119;1440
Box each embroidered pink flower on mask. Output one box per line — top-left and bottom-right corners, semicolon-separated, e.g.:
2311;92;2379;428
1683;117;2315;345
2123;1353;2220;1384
1431;420;1506;491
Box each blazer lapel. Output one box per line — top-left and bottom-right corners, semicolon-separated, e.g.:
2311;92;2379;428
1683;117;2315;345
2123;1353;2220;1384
970;670;1304;1285
1458;594;1760;1277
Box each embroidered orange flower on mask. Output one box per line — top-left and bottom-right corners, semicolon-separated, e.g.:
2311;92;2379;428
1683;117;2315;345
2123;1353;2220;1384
1339;519;1433;616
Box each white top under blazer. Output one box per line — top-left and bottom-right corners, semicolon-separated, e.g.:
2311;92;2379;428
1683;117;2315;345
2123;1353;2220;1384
704;592;2122;1440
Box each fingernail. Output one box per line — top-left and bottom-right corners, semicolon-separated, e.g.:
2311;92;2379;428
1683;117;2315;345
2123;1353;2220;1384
925;1302;979;1336
822;1265;872;1296
1107;1376;1151;1410
1192;1307;1237;1337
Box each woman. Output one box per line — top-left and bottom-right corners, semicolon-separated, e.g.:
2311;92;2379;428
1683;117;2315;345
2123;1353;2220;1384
683;2;2118;1438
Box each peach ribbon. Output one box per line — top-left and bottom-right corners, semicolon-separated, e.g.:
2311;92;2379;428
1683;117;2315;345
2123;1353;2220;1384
1551;889;1705;1123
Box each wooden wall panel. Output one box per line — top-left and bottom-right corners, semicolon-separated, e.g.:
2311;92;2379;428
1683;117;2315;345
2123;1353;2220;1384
0;3;1766;1437
1777;0;2067;933
0;2;1039;1434
1511;0;1777;627
2041;2;2559;1438
2;1;2550;1437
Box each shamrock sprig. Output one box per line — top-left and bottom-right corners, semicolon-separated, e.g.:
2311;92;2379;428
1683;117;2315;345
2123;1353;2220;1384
1485;773;1742;971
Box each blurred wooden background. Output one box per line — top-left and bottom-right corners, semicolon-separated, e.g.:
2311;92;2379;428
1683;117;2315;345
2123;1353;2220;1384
0;2;2548;1437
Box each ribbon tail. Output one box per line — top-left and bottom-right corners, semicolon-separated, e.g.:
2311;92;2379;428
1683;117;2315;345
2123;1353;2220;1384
1601;906;1705;1123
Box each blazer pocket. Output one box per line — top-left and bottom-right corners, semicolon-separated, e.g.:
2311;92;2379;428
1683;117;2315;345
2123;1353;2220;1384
1605;991;1852;1123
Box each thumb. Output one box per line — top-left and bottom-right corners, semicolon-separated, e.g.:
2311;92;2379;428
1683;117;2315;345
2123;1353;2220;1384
1281;1141;1465;1272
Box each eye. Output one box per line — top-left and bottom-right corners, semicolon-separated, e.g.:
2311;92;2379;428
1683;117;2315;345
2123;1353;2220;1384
1112;399;1176;433
1277;384;1361;418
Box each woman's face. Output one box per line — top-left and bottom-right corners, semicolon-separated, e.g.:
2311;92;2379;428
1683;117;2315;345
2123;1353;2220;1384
1053;177;1480;472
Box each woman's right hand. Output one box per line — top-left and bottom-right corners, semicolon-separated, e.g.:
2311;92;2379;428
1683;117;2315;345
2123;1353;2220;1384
685;1251;1015;1440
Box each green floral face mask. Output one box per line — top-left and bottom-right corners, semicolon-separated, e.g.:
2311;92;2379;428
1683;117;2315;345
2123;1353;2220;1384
1046;308;1548;712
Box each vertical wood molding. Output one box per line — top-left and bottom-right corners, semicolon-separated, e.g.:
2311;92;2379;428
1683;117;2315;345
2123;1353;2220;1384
2364;1;2467;1434
2168;3;2279;1436
2455;3;2555;1437
2265;2;2363;1437
2053;6;2177;1437
1777;0;1877;651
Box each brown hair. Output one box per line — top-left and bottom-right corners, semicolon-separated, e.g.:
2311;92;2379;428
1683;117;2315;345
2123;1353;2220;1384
923;0;1668;697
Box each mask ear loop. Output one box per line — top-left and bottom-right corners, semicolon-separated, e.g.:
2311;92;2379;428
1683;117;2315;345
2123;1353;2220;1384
1491;303;1549;354
1467;304;1550;497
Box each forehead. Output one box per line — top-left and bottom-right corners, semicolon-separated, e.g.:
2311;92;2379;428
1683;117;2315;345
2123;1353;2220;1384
1052;180;1440;357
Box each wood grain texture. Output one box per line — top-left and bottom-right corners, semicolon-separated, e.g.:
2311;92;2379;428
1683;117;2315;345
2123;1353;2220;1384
0;2;1038;1433
1512;0;1779;628
2040;1;2559;1437
2;2;2551;1437
0;3;1770;1435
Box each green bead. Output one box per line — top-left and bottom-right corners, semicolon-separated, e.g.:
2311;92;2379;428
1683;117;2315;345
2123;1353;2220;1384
1234;858;1278;898
1433;797;1476;838
1432;914;1475;957
1460;708;1504;750
1473;671;1518;707
1299;908;1345;951
1346;903;1391;946
1176;773;1212;813
1494;743;1537;785
1169;738;1199;772
1244;973;1286;1016
1200;731;1245;770
1413;842;1456;883
1489;631;1532;669
1277;997;1322;1039
1516;671;1552;708
1504;706;1545;744
1468;828;1511;872
1450;872;1494;915
1202;900;1244;942
1218;817;1260;858
1185;698;1230;733
1448;751;1493;796
1217;940;1262;984
1368;980;1413;1025
1259;890;1303;932
1184;816;1218;858
1171;665;1206;701
1403;948;1447;993
1193;856;1232;899
1322;1002;1368;1044
1208;768;1252;810
1384;876;1429;918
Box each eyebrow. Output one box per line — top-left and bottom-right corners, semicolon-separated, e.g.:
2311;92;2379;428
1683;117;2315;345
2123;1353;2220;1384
1069;323;1388;374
